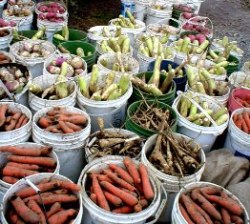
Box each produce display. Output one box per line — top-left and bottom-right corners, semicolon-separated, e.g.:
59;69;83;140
0;145;57;183
187;66;229;96
0;64;29;98
37;1;66;14
147;24;179;38
37;107;88;134
58;45;93;57
207;49;234;66
86;119;143;159
53;25;69;41
233;111;250;134
8;0;34;7
112;11;143;29
138;36;174;58
179;186;245;224
0;52;13;64
5;177;80;224
46;55;85;77
78;65;130;101
88;26;123;39
0;104;29;131
13;26;46;41
148;129;202;177
3;7;32;17
99;35;131;54
17;41;52;58
130;101;175;132
182;21;211;37
29;75;74;100
86;157;155;213
131;57;175;96
177;92;229;126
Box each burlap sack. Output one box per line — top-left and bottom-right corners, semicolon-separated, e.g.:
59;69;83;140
227;178;250;218
201;149;250;187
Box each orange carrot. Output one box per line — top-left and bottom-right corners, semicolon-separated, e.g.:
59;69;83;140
179;203;195;224
23;192;53;203
46;125;62;133
7;209;25;224
48;209;77;224
241;119;249;133
200;186;221;195
3;166;38;178
138;199;148;208
11;196;40;223
90;193;97;204
17;181;59;198
57;114;87;125
103;170;136;192
8;155;57;167
2;176;19;184
20;117;29;127
27;200;46;224
230;215;244;224
191;188;222;220
180;194;207;224
15;114;26;129
0;104;8;127
37;194;78;205
138;164;154;201
64;122;82;132
46;202;61;218
92;175;110;211
123;157;141;184
202;194;243;216
58;121;75;133
56;180;81;192
97;174;114;184
134;203;142;212
112;206;133;214
100;181;138;207
0;145;50;157
103;190;122;206
5;113;21;131
109;163;134;184
192;200;213;224
221;207;231;224
47;107;64;116
38;117;52;128
243;111;250;130
121;188;138;198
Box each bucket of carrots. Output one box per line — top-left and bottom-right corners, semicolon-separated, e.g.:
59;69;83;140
228;88;250;114
0;102;32;146
0;142;60;198
78;155;167;224
172;181;250;224
0;173;83;224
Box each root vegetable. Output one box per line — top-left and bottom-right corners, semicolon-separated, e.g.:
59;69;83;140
48;209;77;224
112;206;133;214
124;157;141;184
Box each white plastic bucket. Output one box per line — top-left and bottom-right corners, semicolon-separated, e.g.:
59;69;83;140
146;2;173;26
0;142;60;200
32;106;91;182
85;128;142;162
0;0;7;18
78;155;167;224
172;93;229;152
37;18;68;42
77;72;133;132
3;13;33;31
28;75;77;113
228;71;250;90
172;181;250;224
43;52;88;81
242;61;250;74
224;108;250;159
0;173;83;224
121;0;135;17
0;28;12;51
134;0;152;21
35;1;68;18
10;39;56;78
0;51;15;63
87;26;126;46
141;133;206;222
0;102;32;146
109;18;146;46
97;52;140;77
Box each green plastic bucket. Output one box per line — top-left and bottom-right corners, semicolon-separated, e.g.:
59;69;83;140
125;100;177;138
226;54;240;76
60;41;96;68
12;30;47;43
53;29;87;46
131;72;176;105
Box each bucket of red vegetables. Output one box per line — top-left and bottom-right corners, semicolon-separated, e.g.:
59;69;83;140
228;88;250;114
78;155;167;224
172;182;250;224
0;173;83;224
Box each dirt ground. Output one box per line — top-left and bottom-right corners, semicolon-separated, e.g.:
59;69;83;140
68;0;250;64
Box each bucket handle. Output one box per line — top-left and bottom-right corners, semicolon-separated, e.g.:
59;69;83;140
145;181;167;224
0;202;3;213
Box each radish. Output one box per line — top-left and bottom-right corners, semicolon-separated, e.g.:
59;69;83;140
182;12;193;19
38;5;48;12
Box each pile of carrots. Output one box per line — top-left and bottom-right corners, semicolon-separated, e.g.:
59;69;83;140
0;104;29;132
233;111;250;134
179;186;245;224
235;95;250;107
6;178;81;224
0;145;57;184
38;107;88;134
87;157;155;214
